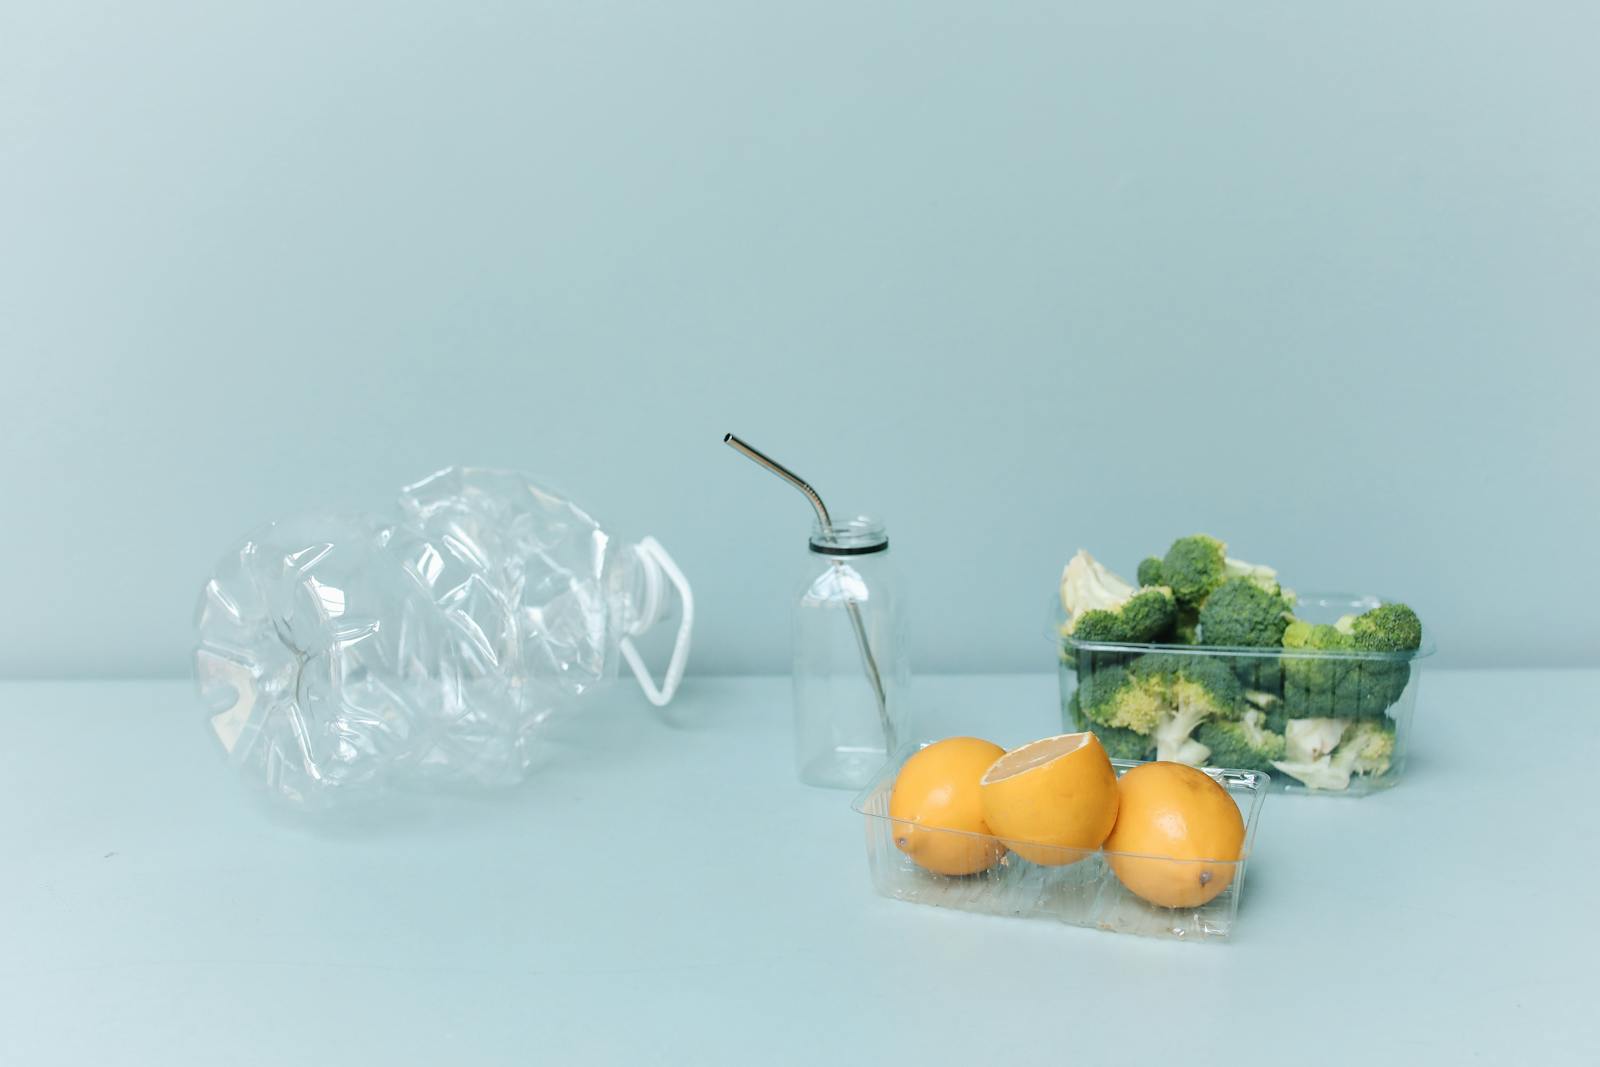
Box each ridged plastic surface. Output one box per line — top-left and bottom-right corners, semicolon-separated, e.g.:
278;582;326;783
193;467;654;812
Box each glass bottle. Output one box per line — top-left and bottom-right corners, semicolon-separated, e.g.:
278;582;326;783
792;516;910;789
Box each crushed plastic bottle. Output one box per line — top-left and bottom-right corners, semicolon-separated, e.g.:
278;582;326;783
193;467;693;812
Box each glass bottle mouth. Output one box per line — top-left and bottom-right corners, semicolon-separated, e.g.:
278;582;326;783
809;516;888;555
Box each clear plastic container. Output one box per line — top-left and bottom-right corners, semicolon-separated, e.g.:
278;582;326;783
792;517;910;789
853;743;1267;942
1057;593;1434;796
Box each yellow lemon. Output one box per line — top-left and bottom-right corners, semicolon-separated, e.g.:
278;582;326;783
889;737;1008;876
979;732;1119;866
1104;761;1246;908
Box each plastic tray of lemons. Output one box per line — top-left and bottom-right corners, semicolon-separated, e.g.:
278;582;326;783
853;735;1268;942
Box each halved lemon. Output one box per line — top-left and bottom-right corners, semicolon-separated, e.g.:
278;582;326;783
979;732;1119;866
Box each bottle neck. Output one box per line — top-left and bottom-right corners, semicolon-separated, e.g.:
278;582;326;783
809;515;888;556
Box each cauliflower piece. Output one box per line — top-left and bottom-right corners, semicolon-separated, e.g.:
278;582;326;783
1283;718;1350;762
1060;549;1135;618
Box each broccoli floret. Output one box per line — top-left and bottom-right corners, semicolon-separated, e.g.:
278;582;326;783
1200;577;1296;689
1159;534;1279;612
1224;559;1284;593
1151;653;1243;714
1262;704;1289;736
1280;619;1358;717
1344;603;1423;714
1060;550;1176;643
1172;607;1201;644
1069;680;1152;760
1282;604;1423;719
1093;724;1156;761
1072;587;1177;643
1136;556;1166;587
1137;654;1242;765
1339;719;1398;775
1075;653;1243;767
1067;685;1157;764
1348;603;1423;652
1077;664;1169;734
1283;619;1351;652
1198;578;1296;647
1160;535;1227;610
1272;719;1396;791
1196;709;1286;773
1234;655;1286;700
1348;662;1411;716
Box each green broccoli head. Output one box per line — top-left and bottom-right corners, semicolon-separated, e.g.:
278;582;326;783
1092;724;1156;761
1198;577;1295;647
1339;719;1397;776
1136;556;1166;587
1196;709;1286;773
1342;603;1422;713
1160;535;1227;610
1260;704;1289;736
1135;653;1243;764
1138;653;1244;718
1075;653;1243;767
1077;664;1168;734
1349;662;1412;716
1347;603;1423;652
1071;587;1178;643
1060;550;1177;643
1280;619;1357;717
1200;578;1296;690
1067;687;1154;763
1282;604;1422;719
1158;534;1280;611
1283;619;1353;653
1172;607;1201;644
1223;558;1283;593
1233;651;1287;697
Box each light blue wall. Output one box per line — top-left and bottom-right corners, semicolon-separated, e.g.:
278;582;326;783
2;2;1595;677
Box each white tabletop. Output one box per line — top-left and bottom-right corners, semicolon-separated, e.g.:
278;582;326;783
3;671;1597;1065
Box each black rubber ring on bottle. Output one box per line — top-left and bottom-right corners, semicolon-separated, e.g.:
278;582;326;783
808;538;889;556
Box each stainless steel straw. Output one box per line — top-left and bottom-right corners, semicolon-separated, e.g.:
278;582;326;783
723;434;894;750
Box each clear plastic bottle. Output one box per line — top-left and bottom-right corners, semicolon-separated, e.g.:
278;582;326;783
792;516;910;789
192;466;694;813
